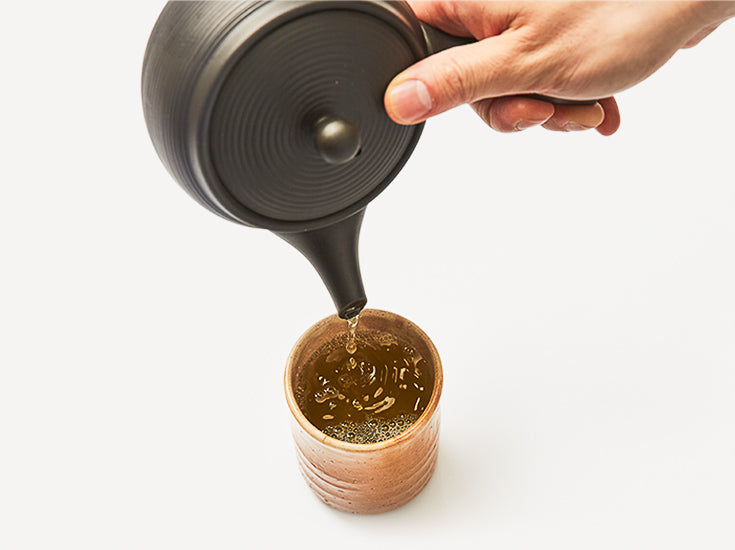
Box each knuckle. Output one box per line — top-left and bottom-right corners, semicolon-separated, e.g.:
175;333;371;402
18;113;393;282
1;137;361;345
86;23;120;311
472;101;493;126
473;100;515;133
434;55;476;106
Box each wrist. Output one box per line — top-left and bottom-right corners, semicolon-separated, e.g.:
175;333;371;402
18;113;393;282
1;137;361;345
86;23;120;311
681;1;735;28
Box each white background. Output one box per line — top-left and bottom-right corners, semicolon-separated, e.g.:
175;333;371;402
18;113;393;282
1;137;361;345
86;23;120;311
1;2;733;549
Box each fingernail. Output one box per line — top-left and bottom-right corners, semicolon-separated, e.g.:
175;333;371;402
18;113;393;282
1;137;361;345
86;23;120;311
563;122;593;132
387;80;433;123
515;120;542;131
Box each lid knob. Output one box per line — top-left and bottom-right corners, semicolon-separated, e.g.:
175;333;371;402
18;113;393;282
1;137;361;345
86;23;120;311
314;116;362;165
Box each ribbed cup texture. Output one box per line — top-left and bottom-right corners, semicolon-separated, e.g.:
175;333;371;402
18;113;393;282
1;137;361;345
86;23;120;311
285;309;443;514
291;408;440;514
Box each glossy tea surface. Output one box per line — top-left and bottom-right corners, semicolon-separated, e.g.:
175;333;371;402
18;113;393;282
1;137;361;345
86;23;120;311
296;319;433;444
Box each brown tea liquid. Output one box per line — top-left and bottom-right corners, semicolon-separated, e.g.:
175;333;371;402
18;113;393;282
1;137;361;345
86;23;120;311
297;316;431;444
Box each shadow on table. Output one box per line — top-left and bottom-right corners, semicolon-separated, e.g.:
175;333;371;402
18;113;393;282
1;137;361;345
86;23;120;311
326;431;514;528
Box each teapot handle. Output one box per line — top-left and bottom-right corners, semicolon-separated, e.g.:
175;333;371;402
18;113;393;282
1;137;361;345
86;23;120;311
420;23;598;106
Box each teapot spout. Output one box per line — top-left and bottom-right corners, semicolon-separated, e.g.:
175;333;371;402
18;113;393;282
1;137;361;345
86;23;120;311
275;210;367;319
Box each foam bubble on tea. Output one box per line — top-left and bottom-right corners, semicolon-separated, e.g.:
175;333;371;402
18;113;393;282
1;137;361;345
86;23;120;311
298;316;431;444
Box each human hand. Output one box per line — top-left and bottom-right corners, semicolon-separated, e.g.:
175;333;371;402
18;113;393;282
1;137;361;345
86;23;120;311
385;1;735;135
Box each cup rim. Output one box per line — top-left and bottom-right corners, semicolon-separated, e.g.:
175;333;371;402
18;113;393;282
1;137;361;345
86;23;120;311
284;309;443;453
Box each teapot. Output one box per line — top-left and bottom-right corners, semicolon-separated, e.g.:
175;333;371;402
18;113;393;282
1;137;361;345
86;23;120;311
142;1;591;319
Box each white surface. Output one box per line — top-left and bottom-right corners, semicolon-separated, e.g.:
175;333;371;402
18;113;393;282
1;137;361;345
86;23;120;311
1;2;734;549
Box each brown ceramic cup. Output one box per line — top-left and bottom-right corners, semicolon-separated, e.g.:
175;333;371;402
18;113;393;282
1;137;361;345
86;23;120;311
284;309;443;514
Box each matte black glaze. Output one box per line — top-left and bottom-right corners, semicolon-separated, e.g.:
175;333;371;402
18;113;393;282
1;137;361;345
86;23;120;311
313;117;362;166
142;1;426;232
141;1;594;318
277;210;367;320
142;1;428;318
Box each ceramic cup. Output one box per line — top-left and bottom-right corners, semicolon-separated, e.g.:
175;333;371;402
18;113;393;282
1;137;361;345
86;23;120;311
284;309;443;514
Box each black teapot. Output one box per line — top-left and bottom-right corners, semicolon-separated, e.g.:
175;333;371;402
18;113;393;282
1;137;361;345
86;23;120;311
142;1;590;318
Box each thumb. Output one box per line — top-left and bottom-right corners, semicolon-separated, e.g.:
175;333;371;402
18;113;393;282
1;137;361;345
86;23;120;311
385;35;526;125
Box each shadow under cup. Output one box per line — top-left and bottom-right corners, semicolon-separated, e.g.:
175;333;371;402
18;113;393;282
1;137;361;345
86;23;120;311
284;309;443;514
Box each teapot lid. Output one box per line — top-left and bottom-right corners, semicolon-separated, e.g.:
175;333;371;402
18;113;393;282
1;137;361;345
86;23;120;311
144;1;429;232
142;1;433;318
